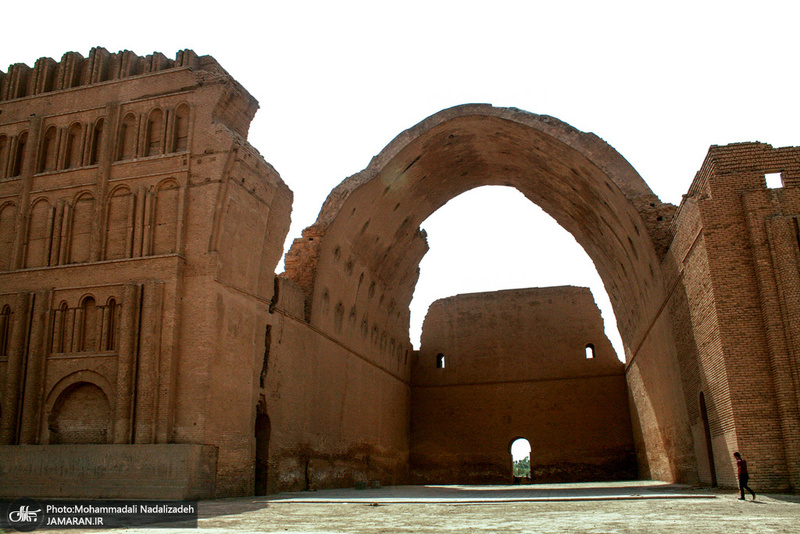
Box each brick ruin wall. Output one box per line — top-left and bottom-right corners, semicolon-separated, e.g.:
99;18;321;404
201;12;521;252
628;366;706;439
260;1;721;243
0;48;293;498
269;137;800;494
0;47;799;498
660;143;800;491
261;276;412;493
410;287;637;484
277;104;702;491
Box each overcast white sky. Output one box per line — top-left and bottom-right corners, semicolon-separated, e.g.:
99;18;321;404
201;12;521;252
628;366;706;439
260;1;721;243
3;1;798;357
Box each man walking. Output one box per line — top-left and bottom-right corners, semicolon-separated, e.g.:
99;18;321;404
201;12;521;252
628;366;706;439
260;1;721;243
734;452;756;501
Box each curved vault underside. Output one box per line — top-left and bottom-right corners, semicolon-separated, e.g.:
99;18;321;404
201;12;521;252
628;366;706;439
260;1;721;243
284;104;676;362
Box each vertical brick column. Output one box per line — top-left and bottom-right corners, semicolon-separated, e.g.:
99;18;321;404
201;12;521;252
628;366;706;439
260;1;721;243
12;117;41;271
18;290;52;444
113;283;140;443
133;281;163;443
0;293;30;444
91;102;119;263
763;216;800;488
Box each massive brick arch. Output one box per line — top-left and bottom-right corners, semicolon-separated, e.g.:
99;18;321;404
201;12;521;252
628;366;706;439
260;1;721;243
288;104;670;355
284;104;696;483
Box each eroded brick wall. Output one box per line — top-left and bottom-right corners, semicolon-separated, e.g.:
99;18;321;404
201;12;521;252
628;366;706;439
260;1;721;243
663;143;800;491
262;276;410;493
0;48;292;499
410;287;636;484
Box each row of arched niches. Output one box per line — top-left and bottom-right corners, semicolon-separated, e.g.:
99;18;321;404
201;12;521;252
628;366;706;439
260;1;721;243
0;178;181;270
0;104;191;271
0;289;122;444
0;105;188;443
47;292;120;444
0;49;196;444
0;103;189;178
0;294;120;359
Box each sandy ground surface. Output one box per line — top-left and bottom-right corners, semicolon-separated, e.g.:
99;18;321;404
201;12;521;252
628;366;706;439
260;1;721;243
32;481;800;533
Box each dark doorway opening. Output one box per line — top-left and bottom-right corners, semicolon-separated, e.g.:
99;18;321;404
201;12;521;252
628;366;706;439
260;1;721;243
255;412;271;495
699;392;717;487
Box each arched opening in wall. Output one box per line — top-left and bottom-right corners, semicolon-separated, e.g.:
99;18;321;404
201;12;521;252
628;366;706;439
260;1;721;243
410;186;624;360
25;199;52;268
105;186;133;260
38;126;58;173
68;193;95;264
11;132;27;177
52;301;69;354
152;180;179;255
104;298;117;351
0;135;8;178
173;104;189;152
76;296;98;352
64;122;83;169
405;186;636;485
699;392;717;487
255;411;271;495
117;113;137;161
145;108;164;157
89;118;104;165
510;437;531;480
0;202;18;271
47;382;111;444
286;108;679;489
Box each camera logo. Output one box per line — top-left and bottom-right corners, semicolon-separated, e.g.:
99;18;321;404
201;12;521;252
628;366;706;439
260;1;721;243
6;498;44;532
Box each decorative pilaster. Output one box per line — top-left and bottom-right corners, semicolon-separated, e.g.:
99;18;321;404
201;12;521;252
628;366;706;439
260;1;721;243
0;293;30;444
113;283;140;443
133;281;163;444
18;290;52;444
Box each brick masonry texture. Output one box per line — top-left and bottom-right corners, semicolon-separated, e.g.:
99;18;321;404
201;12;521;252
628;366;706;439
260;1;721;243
0;48;798;498
410;287;636;484
0;48;292;498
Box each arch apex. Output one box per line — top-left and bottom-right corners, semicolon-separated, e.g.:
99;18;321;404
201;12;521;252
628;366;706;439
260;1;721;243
285;103;676;363
311;105;671;237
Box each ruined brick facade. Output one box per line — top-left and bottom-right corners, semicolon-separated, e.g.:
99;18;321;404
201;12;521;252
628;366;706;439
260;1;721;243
0;48;798;498
662;143;800;490
0;48;292;498
410;287;636;484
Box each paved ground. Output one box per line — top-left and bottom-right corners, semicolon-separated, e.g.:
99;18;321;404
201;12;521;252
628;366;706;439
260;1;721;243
46;481;800;533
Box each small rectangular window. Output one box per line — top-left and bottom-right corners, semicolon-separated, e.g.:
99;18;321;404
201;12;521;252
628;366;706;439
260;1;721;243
765;173;783;189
